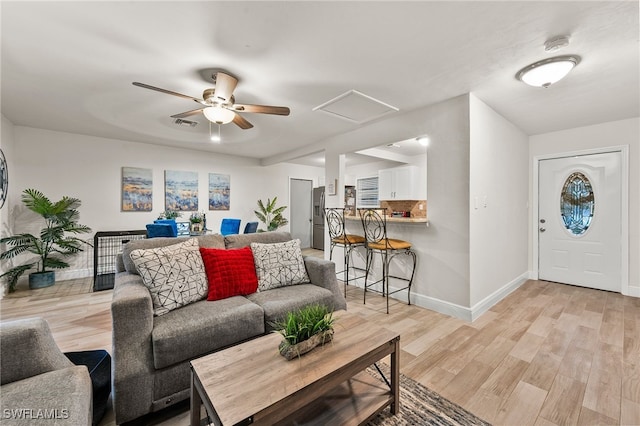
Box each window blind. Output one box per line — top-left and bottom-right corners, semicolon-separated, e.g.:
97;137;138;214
356;176;379;208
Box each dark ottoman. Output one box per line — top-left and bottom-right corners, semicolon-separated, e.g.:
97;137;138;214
65;350;111;426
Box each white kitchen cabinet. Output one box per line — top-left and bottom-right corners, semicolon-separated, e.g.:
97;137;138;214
378;165;426;200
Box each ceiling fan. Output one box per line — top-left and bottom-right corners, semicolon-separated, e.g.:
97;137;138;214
132;71;290;130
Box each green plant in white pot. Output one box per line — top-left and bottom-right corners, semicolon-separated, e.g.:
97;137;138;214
0;189;92;292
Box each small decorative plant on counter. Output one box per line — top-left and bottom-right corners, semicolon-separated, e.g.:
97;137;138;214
157;209;181;220
273;304;335;360
189;212;205;233
0;189;92;292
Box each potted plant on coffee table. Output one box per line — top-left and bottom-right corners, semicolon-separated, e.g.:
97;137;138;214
0;189;92;292
273;304;335;361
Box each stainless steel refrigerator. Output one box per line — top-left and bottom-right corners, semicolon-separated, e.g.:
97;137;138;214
312;186;325;250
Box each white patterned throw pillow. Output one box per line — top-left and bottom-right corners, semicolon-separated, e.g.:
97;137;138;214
251;239;310;291
130;238;208;316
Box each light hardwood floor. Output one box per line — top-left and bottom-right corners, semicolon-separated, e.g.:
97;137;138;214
1;278;639;425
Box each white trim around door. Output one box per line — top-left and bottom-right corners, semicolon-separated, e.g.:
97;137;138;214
532;145;630;296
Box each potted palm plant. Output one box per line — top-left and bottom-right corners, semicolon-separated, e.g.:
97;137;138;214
255;197;289;232
0;189;92;292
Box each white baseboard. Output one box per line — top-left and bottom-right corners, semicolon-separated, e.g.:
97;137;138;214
625;285;640;297
468;272;530;321
363;271;530;322
55;268;93;281
14;268;93;285
410;292;474;321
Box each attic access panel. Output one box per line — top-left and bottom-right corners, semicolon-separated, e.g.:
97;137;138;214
313;90;399;124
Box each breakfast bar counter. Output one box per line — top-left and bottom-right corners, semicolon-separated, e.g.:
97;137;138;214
345;215;428;224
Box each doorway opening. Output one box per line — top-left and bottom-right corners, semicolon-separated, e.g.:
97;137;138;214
289;178;313;249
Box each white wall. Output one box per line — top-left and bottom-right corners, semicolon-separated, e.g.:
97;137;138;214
6;126;323;287
530;117;640;296
469;94;529;314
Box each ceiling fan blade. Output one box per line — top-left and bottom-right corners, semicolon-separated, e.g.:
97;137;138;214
232;104;290;116
170;108;205;119
232;113;254;129
213;72;238;104
132;82;204;104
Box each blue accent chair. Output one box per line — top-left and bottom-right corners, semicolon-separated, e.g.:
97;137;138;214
146;224;177;238
153;219;178;236
220;218;241;236
243;222;259;234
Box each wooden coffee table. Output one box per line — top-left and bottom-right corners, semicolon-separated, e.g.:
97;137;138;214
190;311;400;425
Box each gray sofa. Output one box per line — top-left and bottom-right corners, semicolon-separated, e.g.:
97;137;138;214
0;317;93;426
111;231;346;424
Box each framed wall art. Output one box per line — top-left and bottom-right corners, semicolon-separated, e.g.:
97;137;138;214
165;170;198;211
209;173;230;210
121;167;152;212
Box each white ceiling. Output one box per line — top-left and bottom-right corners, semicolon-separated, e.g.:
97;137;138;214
1;1;638;164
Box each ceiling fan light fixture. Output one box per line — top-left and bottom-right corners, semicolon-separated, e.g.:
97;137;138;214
516;55;580;88
203;106;235;124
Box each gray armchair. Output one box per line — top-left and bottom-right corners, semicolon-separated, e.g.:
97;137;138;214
0;317;92;425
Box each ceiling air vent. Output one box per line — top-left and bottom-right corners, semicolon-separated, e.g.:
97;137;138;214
313;89;399;124
173;118;198;127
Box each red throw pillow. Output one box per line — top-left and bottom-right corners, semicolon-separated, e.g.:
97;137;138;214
199;247;259;301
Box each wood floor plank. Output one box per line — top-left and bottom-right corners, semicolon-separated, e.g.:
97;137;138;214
556;345;593;383
578;406;618;425
621;398;640;426
521;350;563;391
439;359;494;406
539;327;573;359
479;355;529;399
465;388;503;424
495;381;547;426
538;374;586;425
474;335;517;369
509;332;545;362
583;367;622;421
622;362;640;403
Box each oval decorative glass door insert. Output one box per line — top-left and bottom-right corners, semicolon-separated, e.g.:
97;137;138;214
560;172;594;235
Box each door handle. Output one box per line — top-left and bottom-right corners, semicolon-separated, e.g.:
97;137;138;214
539;227;546;232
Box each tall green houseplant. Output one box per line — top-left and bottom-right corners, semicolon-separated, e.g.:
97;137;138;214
255;197;289;232
0;189;92;292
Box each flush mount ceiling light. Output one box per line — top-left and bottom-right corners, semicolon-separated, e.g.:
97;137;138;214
516;55;581;88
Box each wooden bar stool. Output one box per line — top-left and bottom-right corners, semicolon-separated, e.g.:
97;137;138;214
325;208;366;297
358;208;416;314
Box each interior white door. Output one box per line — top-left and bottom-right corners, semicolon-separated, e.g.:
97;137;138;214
289;178;312;248
538;152;622;291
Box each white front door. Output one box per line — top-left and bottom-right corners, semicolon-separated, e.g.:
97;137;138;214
538;152;622;292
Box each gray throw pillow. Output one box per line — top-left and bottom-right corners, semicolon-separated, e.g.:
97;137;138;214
251;239;310;291
130;238;207;316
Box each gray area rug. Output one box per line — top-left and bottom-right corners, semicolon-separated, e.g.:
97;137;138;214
366;364;492;426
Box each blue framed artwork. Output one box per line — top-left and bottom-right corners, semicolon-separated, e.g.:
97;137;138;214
122;167;152;212
209;173;230;211
165;170;198;211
